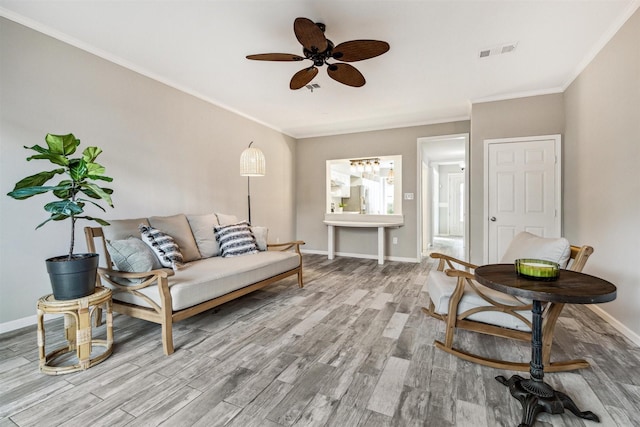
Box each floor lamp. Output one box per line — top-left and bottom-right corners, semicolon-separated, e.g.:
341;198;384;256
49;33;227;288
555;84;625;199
239;141;265;224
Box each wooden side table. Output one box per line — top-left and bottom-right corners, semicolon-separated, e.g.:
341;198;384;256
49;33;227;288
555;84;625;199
37;287;113;375
475;264;616;427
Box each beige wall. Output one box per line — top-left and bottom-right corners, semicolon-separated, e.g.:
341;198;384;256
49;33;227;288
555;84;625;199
564;9;640;336
0;18;296;326
296;121;470;260
469;94;565;263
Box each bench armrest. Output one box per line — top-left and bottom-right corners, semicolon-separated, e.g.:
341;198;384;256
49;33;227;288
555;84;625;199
267;241;305;253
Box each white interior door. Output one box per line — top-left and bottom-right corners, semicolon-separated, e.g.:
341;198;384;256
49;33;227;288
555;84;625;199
484;135;562;263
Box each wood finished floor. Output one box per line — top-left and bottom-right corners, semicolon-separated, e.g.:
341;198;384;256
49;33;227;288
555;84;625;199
1;241;639;426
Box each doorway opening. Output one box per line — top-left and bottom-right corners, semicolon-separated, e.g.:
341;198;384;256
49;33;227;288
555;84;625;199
417;134;470;261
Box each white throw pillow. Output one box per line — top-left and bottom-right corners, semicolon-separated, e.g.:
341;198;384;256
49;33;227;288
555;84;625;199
214;221;259;258
251;226;268;251
500;232;571;268
139;224;184;270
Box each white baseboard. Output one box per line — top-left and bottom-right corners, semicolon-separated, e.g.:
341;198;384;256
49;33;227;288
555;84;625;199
587;304;640;347
0;314;38;334
300;249;419;263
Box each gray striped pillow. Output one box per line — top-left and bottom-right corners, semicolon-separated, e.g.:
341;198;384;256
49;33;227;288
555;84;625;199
139;224;184;270
214;221;259;258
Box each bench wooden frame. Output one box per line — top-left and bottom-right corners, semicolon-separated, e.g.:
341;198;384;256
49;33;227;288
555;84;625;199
422;244;594;372
85;226;304;355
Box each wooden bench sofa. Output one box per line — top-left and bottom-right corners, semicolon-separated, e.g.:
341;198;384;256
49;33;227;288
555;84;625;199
85;213;304;355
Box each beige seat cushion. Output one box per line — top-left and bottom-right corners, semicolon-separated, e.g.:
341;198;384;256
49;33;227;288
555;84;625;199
426;231;571;332
108;250;300;311
427;270;531;331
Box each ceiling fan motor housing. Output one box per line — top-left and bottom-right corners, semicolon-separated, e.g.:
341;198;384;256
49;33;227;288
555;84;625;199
304;40;335;67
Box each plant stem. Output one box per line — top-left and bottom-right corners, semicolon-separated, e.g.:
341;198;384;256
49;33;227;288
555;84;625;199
69;179;77;259
69;215;75;259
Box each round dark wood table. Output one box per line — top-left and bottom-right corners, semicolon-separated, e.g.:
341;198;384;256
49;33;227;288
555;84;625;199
474;264;616;427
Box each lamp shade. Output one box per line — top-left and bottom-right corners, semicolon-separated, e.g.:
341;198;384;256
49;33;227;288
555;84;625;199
240;145;265;176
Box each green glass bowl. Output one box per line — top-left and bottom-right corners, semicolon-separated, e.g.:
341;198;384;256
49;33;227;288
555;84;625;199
515;259;560;281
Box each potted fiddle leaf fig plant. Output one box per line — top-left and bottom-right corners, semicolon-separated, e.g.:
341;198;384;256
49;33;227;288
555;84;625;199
7;133;114;300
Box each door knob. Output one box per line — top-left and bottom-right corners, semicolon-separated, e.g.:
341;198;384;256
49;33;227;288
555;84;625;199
490;216;496;222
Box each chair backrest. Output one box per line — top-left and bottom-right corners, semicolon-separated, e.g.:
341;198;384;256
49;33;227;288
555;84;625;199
84;226;113;268
567;245;594;272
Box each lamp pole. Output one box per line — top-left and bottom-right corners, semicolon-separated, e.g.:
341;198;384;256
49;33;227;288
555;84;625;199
240;141;265;225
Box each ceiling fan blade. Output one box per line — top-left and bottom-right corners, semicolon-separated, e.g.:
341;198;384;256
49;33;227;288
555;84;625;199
246;53;305;61
332;40;390;62
327;63;365;87
290;67;319;90
294;17;328;52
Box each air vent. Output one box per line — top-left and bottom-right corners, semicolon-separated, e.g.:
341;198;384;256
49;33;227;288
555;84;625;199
479;42;518;59
305;83;320;92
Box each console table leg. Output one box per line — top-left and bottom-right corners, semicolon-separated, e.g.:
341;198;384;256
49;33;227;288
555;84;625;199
327;225;335;260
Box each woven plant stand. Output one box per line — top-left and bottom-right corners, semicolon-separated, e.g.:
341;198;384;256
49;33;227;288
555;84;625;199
37;287;113;375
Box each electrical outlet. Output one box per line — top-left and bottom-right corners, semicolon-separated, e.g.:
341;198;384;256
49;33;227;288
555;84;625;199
392;237;398;244
404;193;414;200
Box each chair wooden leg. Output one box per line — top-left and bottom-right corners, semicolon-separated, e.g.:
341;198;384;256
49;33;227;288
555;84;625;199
443;279;465;348
542;302;564;366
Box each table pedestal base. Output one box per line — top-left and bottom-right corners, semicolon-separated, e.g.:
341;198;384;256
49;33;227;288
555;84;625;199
496;374;598;427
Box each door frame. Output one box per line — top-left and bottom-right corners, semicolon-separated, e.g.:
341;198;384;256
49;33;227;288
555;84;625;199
417;133;470;261
483;134;562;263
447;172;465;236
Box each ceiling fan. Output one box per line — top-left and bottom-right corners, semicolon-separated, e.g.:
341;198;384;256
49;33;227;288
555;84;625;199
246;17;390;90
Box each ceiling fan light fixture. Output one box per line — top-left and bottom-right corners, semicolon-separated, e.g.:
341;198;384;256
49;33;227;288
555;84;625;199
247;17;389;89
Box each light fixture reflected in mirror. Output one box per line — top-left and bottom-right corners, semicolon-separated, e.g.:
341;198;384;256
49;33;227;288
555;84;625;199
327;156;402;215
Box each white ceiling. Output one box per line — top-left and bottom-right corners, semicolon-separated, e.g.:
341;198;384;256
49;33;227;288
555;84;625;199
1;1;638;138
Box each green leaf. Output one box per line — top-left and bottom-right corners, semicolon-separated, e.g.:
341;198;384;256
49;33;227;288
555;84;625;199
68;158;88;182
45;133;79;156
75;216;110;226
82;146;102;163
81;183;113;206
10;169;65;191
52;180;73;199
44;200;84;216
76;197;107;212
86;161;105;176
88;174;113;182
26;153;68;167
8;185;62;200
35;213;68;229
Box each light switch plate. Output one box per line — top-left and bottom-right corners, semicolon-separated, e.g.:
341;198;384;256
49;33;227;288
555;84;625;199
404;193;414;200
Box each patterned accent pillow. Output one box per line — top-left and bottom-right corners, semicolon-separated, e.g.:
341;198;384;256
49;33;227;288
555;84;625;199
106;237;162;283
139;224;184;270
214;221;259;258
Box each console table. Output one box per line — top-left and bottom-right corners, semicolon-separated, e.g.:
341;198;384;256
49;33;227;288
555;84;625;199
324;220;401;265
474;264;616;427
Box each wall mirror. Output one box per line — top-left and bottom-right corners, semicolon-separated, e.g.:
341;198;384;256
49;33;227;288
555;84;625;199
326;155;402;215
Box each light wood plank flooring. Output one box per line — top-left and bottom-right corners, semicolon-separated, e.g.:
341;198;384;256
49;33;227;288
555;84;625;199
1;245;639;426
